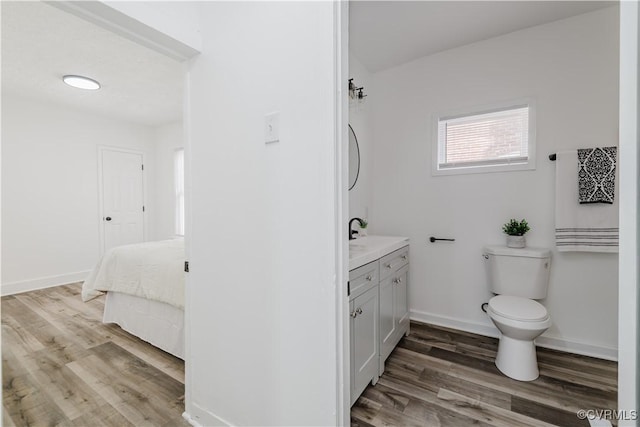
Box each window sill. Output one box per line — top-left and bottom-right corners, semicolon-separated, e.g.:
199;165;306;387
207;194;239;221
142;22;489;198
432;161;535;176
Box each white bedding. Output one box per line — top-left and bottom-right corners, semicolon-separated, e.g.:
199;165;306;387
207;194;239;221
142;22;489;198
82;238;185;309
104;292;184;359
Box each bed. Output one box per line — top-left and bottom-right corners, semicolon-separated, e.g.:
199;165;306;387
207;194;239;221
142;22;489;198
82;238;185;359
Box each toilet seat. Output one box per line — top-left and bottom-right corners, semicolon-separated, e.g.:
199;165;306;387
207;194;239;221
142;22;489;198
489;295;549;322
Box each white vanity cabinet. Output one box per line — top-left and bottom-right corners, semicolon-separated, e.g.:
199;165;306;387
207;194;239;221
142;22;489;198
348;261;379;406
348;240;410;406
378;246;410;375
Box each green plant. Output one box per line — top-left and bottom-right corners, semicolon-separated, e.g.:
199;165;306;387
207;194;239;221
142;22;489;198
359;219;368;229
502;219;530;236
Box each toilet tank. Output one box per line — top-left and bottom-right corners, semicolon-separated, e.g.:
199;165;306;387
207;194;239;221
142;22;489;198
483;245;551;299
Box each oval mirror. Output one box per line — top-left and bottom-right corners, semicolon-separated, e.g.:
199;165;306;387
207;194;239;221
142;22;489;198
348;124;360;191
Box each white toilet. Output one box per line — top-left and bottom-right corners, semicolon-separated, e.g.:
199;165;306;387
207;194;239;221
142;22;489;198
483;245;552;381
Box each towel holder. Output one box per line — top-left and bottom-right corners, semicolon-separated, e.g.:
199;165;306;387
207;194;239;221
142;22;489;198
430;237;455;243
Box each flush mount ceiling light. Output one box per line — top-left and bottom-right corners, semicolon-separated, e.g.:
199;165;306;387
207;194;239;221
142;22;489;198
62;75;101;90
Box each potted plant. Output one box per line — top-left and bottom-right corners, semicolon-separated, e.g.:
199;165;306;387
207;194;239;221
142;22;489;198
358;219;368;237
502;219;530;248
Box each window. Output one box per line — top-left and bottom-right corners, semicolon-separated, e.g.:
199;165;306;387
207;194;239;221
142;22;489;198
434;101;535;175
174;148;185;236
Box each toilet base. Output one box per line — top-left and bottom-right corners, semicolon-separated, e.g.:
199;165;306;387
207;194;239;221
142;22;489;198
495;335;539;381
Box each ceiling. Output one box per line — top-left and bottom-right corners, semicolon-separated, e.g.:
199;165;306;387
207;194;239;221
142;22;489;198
350;1;616;73
1;1;184;127
2;1;616;123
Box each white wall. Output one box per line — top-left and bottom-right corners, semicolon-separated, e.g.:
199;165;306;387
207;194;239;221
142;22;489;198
618;1;639;422
370;8;620;359
348;54;373;222
102;1;202;53
51;1;202;61
185;2;340;425
1;95;157;294
152;121;183;240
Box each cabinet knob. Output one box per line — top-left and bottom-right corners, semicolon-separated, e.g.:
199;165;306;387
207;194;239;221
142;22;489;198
350;311;358;318
357;308;363;315
385;263;392;269
366;275;373;281
401;255;407;260
393;277;403;285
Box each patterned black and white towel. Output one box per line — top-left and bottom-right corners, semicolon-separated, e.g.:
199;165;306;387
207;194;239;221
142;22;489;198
555;150;618;253
578;147;617;204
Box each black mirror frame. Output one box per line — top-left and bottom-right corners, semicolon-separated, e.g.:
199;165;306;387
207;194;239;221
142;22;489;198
348;124;360;191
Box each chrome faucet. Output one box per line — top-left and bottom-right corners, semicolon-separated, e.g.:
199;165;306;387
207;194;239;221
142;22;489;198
349;217;365;240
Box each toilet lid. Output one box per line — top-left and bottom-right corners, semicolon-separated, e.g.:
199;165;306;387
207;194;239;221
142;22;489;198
489;295;549;322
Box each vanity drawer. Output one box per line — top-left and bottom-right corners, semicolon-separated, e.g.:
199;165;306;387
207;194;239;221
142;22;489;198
379;245;409;280
349;261;379;300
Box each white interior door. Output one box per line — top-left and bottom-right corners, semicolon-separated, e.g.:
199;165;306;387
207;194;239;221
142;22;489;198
101;149;145;252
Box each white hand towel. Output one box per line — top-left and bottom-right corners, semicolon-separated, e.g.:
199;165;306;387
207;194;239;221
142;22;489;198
555;150;619;253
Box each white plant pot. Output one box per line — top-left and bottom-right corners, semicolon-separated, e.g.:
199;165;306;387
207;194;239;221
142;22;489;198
507;235;526;248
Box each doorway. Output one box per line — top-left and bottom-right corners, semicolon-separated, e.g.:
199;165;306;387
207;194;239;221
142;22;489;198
99;147;145;253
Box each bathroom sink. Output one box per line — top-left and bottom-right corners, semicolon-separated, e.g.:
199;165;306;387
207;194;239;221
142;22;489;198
349;235;409;270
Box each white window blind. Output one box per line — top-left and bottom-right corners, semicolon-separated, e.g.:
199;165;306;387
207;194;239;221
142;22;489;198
174;148;185;236
436;104;531;172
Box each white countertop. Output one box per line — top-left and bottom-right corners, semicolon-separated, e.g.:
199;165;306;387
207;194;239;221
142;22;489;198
349;235;410;270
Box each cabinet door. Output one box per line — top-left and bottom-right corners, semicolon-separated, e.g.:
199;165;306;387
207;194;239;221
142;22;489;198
350;286;379;406
349;299;355;400
379;274;396;365
380;264;410;374
395;264;410;332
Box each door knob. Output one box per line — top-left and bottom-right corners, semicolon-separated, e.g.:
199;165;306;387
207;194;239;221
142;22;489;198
105;217;112;221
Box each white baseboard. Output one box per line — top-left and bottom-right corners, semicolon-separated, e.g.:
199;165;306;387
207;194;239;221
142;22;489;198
184;402;233;426
182;412;201;427
1;270;91;296
410;309;618;362
535;335;617;361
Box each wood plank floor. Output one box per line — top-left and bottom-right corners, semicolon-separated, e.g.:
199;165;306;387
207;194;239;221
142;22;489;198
3;284;618;426
2;283;189;427
352;322;618;427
